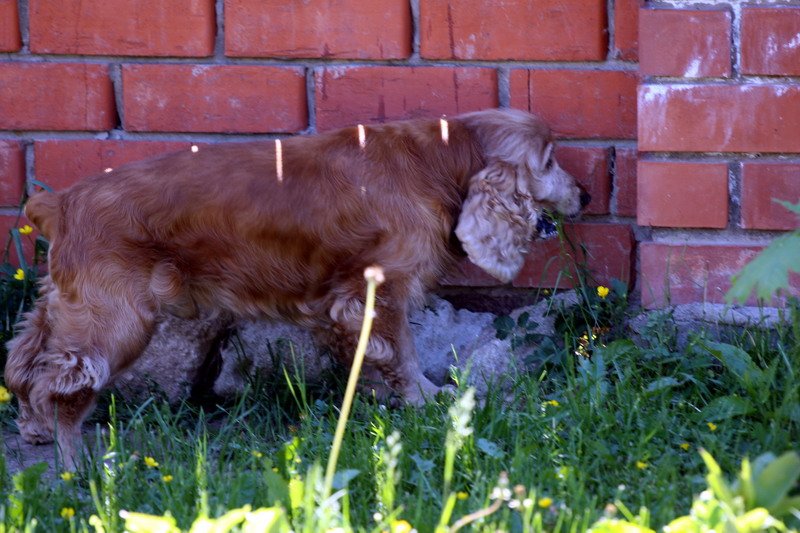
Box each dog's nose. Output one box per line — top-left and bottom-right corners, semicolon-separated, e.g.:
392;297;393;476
580;191;592;207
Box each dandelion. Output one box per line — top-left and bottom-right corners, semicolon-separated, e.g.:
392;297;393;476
636;461;648;469
457;491;469;500
13;269;24;281
545;400;560;407
680;443;690;451
60;471;74;481
707;422;717;432
0;386;11;403
392;520;413;533
538;497;553;508
597;286;610;299
162;475;173;482
251;450;263;458
19;225;33;235
60;507;75;519
144;456;159;468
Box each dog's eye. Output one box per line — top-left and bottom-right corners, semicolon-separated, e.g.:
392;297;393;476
545;157;554;171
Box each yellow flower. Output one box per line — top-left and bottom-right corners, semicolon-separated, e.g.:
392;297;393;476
545;400;560;407
707;422;717;432
0;386;11;403
391;520;413;533
597;286;610;299
13;269;24;281
636;461;648;469
60;471;74;481
538;497;553;508
60;507;75;519
251;450;263;458
162;475;173;482
19;225;33;235
144;456;159;468
457;491;469;500
680;443;690;451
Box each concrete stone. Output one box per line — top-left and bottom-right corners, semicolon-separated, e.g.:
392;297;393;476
629;302;789;350
214;319;324;397
114;314;231;402
116;293;584;402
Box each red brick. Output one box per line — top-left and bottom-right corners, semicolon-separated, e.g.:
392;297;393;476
0;0;21;51
614;147;637;217
516;223;634;288
555;146;610;216
614;0;643;61
0;141;25;206
741;7;800;76
122;65;307;133
640;243;800;307
447;223;634;289
29;0;215;56
226;0;411;59
34;140;194;191
639;9;732;78
639;85;800;153
0;63;116;131
637;161;728;228
315;66;497;131
420;0;607;61
510;70;638;139
741;163;800;231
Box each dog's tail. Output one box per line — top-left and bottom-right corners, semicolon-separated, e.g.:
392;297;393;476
25;191;60;242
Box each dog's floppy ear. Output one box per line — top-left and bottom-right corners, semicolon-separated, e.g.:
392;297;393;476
25;191;60;242
455;162;537;283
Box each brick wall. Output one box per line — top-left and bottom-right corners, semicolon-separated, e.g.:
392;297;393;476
0;0;797;307
638;0;800;307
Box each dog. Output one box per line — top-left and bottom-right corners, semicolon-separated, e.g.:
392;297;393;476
6;108;589;466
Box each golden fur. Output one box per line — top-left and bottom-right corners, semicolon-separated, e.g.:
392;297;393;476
6;108;588;466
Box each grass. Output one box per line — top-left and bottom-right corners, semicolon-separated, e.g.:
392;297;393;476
0;221;798;531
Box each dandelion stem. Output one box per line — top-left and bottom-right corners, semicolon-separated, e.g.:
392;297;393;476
323;266;384;501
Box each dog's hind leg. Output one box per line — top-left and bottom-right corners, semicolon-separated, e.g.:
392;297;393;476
324;280;440;405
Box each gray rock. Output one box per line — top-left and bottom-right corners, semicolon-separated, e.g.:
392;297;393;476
214;320;324;397
117;292;582;402
629;302;789;350
114;314;230;403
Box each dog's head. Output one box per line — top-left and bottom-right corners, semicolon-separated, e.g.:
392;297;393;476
455;109;590;283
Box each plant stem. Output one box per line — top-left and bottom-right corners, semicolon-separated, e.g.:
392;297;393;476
323;266;385;501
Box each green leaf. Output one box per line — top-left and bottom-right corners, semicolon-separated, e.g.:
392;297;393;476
734;508;781;532
700;449;736;506
646;377;681;393
701;395;754;421
476;438;505;459
242;508;290;533
702;341;764;388
754;451;800;511
727;231;800;304
123;511;180;533
774;199;800;215
493;315;514;340
332;468;360;489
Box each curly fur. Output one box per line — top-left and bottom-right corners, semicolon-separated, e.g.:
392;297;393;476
6;108;588;467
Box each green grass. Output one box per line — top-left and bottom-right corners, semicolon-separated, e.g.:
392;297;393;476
0;285;797;532
0;214;798;532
